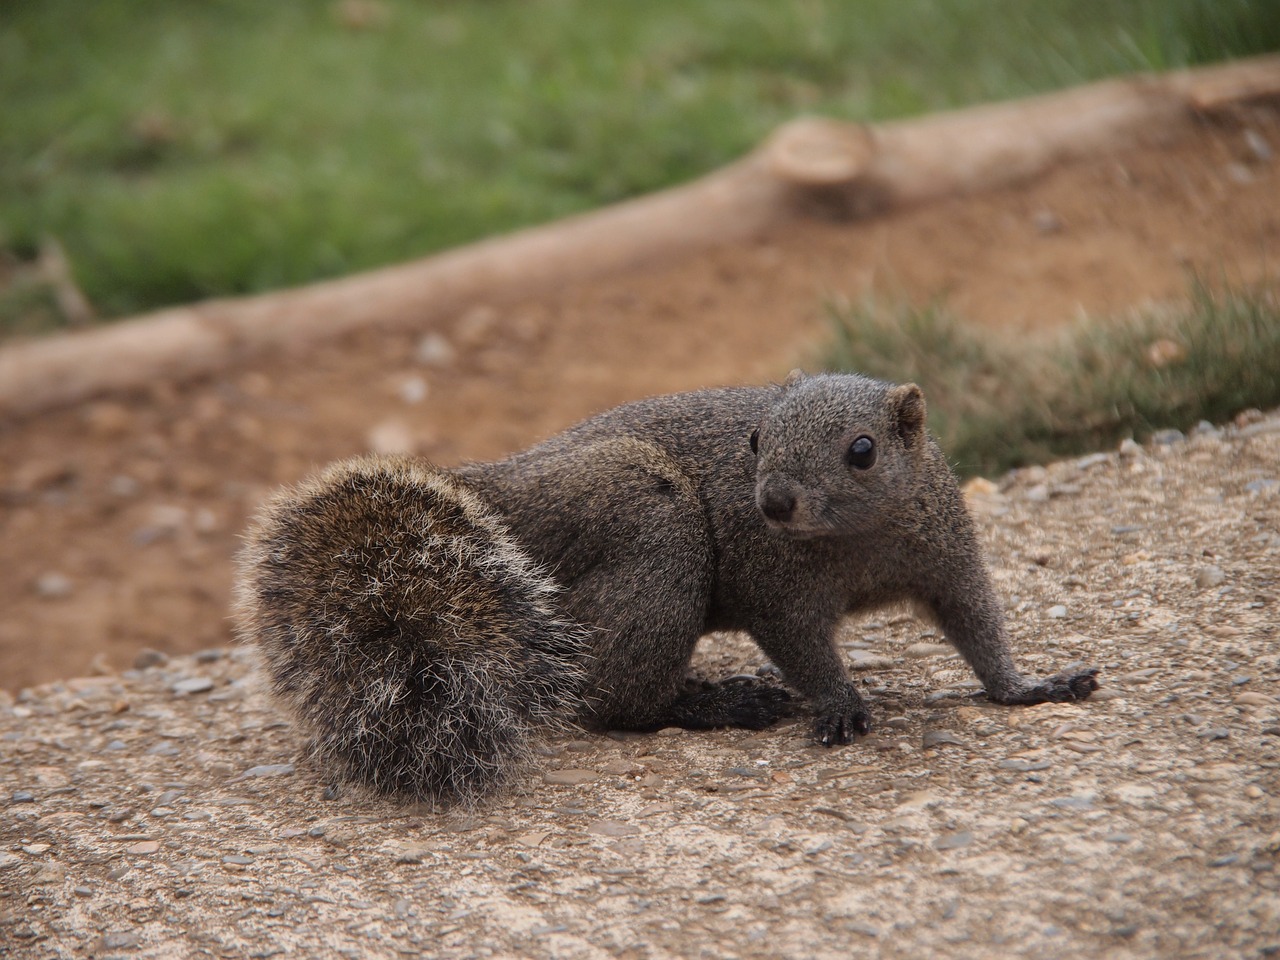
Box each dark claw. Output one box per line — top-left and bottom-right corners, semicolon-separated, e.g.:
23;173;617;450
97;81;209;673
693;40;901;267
811;707;871;746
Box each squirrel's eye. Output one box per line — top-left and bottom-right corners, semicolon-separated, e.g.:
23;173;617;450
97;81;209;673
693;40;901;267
749;429;759;455
847;435;876;469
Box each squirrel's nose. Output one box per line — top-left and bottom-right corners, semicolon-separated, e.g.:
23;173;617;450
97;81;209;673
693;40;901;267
759;491;797;523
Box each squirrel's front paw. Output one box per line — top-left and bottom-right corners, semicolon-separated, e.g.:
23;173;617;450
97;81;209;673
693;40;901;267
1021;666;1100;704
991;665;1100;705
811;702;871;746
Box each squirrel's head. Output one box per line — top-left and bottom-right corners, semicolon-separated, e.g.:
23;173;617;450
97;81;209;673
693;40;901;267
750;370;928;539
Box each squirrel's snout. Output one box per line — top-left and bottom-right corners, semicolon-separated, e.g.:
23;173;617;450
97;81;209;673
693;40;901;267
758;489;797;524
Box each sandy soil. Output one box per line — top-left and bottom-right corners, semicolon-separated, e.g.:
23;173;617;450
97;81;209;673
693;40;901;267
1;414;1277;958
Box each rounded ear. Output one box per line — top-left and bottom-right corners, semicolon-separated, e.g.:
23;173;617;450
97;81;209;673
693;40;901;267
783;368;807;387
889;382;926;448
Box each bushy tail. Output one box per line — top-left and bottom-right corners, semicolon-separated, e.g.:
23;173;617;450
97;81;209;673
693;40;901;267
233;455;591;806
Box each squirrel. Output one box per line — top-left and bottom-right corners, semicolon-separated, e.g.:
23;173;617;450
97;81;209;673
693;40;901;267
233;371;1098;805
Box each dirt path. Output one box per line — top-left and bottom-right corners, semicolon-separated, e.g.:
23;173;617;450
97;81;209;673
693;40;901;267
2;413;1277;958
0;102;1278;695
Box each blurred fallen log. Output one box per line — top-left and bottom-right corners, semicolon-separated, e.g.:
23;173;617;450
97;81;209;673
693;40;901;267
2;54;1278;419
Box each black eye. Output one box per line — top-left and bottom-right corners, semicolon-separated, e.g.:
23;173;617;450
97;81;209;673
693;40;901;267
847;435;876;469
749;429;759;455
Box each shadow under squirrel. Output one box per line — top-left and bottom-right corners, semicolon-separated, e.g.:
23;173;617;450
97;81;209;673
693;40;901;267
234;371;1098;804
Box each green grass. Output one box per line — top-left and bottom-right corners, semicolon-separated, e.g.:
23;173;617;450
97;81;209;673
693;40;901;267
821;282;1280;476
2;0;1278;328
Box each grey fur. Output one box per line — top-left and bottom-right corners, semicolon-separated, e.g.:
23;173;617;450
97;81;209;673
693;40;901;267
234;373;1097;803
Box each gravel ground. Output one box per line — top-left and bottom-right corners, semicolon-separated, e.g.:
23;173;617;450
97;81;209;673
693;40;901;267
2;414;1278;959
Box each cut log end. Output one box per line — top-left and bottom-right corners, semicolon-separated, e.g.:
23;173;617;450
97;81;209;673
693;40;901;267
763;116;875;187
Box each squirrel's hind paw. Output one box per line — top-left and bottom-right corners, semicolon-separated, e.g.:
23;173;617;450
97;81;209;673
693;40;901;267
724;683;796;730
662;678;796;732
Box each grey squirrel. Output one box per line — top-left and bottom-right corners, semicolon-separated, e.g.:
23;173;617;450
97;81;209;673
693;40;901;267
234;371;1097;804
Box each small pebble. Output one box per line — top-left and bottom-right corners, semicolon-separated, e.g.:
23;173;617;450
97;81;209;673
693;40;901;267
1236;692;1276;707
108;474;140;497
172;677;214;695
1244;128;1273;161
1047;605;1068;619
97;933;140;951
587;820;640;838
1033;208;1063;234
133;648;169;670
234;763;296;781
543;769;599;786
1050;795;1095;812
847;651;896;670
998;759;1052;773
934;831;974;851
11;791;37;803
34;572;73;598
1075;453;1111;470
905;643;954;659
922;730;967;749
1196;566;1226;589
416;333;456;367
397;375;429;404
388;842;433;864
1226;162;1253;184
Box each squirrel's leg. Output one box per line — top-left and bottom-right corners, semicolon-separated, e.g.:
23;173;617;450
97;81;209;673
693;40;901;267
749;615;871;746
511;439;796;735
921;561;1098;705
659;675;796;732
576;560;795;734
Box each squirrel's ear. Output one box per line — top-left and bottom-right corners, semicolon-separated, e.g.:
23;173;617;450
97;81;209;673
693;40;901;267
889;382;926;448
783;368;807;387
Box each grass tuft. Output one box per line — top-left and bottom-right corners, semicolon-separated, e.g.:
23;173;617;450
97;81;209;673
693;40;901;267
821;281;1280;476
